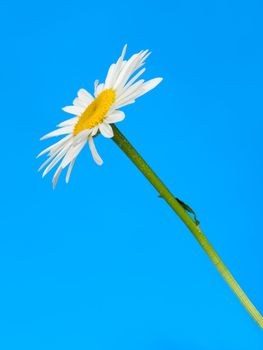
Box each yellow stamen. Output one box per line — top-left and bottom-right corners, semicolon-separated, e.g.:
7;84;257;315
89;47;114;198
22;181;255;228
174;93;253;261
73;89;116;136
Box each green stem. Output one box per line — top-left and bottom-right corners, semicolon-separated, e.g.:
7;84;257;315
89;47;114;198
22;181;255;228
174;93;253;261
112;124;263;329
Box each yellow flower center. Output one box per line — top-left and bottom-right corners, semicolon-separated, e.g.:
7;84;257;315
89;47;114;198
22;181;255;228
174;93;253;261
73;89;116;136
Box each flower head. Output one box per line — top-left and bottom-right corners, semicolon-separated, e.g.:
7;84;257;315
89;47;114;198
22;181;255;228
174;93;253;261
38;45;162;188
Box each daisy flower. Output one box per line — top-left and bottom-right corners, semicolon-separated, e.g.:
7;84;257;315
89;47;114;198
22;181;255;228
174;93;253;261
38;45;162;188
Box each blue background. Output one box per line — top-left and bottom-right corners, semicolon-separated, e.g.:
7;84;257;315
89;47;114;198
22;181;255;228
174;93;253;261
0;0;262;349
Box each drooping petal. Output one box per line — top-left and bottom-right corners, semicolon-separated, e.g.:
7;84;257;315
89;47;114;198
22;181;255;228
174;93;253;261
37;135;71;158
42;144;71;177
65;159;76;183
61;141;86;169
73;129;92;144
52;165;63;189
88;136;103;165
49;138;73;158
38;157;52;172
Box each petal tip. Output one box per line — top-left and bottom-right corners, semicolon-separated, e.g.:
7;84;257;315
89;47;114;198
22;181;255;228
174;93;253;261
156;77;163;84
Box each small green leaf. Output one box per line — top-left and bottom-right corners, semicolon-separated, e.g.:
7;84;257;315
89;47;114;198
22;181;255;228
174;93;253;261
176;197;200;226
158;194;199;225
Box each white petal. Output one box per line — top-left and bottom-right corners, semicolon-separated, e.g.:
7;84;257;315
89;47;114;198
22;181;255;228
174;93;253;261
94;79;99;93
119;68;146;95
116;79;144;105
112;60;127;87
115;93;138;108
65;159;76;183
95;83;104;97
77;88;94;104
88;137;103;165
42;144;70;177
110;45;128;86
62;105;83;115
61;141;86;169
115;99;135;109
52;165;63;189
39;139;71;172
38;157;52;172
109;47;151;93
73;97;87;108
73;129;92;144
137;78;163;97
114;50;150;92
116;78;163;108
121;44;127;59
113;54;140;91
99;123;114;138
37;135;71;158
105;110;125;124
57;117;78;128
49;138;73;158
91;126;99;136
104;64;116;89
139;50;151;66
40;126;73;140
136;50;151;69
